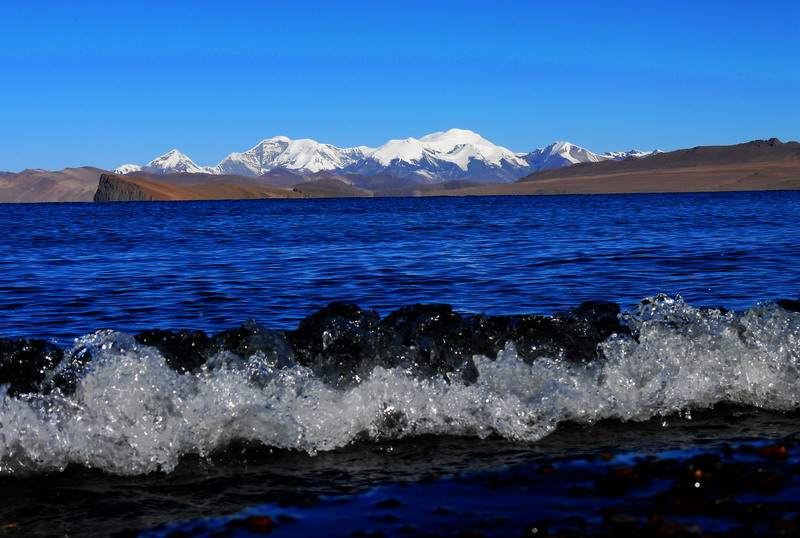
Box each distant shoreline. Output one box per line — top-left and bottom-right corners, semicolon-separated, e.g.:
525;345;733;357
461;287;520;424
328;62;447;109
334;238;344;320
91;160;800;202
3;139;799;203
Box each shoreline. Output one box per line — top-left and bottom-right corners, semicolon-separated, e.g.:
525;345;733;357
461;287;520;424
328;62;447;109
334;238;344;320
142;436;800;537
4;186;800;205
4;408;800;537
3;138;800;203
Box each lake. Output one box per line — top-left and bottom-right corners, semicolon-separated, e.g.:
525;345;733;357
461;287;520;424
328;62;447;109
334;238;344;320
1;191;799;536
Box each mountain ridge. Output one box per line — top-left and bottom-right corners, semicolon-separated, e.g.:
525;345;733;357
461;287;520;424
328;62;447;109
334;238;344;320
90;138;800;202
115;129;660;184
5;138;797;203
93;174;304;202
515;138;800;182
0;167;107;203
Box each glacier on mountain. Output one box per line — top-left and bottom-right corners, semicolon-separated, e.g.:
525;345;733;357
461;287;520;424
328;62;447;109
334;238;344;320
114;129;660;183
215;137;369;176
115;149;212;175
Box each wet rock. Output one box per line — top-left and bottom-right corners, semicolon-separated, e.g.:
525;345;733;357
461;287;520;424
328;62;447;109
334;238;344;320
282;301;629;386
213;319;295;369
286;302;395;385
0;300;634;397
134;329;215;373
46;331;148;395
380;304;479;383
756;443;789;462
501;315;577;364
776;298;800;313
0;338;63;396
459;314;515;358
560;301;629;337
287;302;382;358
552;300;631;362
463;301;627;366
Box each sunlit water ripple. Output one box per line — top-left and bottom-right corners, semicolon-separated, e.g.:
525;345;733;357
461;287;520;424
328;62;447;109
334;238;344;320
1;191;800;536
2;191;798;342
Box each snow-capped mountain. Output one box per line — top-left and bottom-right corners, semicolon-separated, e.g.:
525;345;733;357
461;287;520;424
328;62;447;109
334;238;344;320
115;149;212;175
602;149;662;160
113;164;143;175
215;137;370;176
521;141;660;173
115;130;660;183
344;129;531;183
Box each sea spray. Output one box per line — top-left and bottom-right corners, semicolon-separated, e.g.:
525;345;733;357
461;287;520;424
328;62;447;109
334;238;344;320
1;296;799;476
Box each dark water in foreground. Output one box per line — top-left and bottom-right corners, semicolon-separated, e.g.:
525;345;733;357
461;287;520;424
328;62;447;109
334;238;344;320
1;191;799;536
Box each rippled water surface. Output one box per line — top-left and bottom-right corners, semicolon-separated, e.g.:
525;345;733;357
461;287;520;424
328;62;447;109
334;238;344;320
2;191;799;341
2;191;800;536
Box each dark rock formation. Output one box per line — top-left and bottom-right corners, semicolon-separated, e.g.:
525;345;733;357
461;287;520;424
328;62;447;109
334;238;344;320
749;138;784;148
93;174;154;202
134;329;215;373
286;302;405;386
211;320;295;368
0;338;64;396
380;304;480;382
0;300;635;395
284;300;628;386
777;299;800;313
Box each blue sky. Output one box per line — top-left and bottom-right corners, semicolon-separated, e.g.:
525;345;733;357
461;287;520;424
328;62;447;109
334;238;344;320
2;1;799;171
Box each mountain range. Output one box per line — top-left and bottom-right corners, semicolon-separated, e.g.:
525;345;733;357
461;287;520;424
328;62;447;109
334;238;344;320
5;135;798;204
115;129;660;184
90;138;800;203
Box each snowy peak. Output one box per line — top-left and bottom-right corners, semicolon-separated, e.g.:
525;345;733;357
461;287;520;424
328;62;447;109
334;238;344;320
522;142;661;173
115;149;211;175
419;128;487;150
214;136;366;176
363;128;528;177
545;141;605;164
425;128;528;169
113;163;143;175
150;150;205;173
522;141;600;172
368;137;429;166
603;149;664;159
115;131;660;183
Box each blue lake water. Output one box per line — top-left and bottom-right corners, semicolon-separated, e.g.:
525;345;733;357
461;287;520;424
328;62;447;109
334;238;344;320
1;191;800;536
2;191;799;342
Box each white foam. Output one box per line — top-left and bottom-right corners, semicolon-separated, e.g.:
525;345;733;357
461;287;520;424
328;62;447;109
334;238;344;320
1;297;798;476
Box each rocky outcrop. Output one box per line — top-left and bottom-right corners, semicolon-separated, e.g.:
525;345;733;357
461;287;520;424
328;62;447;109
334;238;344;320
92;173;305;202
93;174;153;202
749;138;784;148
18;300;629;395
4;298;800;397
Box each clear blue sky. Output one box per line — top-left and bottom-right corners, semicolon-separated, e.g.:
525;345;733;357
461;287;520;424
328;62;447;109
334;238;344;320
2;1;799;171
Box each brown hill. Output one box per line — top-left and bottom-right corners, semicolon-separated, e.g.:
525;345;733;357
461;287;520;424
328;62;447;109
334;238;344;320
93;174;303;202
114;169;422;194
127;168;309;189
522;138;800;180
0;167;107;202
426;139;800;197
7;139;800;203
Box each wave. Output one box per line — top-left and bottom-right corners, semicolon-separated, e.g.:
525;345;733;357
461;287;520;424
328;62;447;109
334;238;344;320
1;296;799;476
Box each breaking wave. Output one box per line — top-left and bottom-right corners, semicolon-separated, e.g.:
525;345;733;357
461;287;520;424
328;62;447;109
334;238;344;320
1;295;799;476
